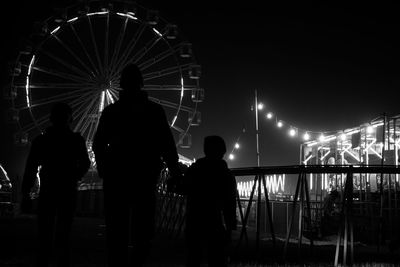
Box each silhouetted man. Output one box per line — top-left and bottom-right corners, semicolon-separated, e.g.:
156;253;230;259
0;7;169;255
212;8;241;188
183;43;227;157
93;64;181;267
184;135;237;267
21;102;90;267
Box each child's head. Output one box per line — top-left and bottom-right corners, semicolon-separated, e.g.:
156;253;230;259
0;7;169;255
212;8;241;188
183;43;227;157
203;135;226;160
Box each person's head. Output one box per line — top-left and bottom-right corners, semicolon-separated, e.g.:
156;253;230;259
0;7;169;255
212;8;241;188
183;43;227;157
203;135;227;160
119;64;144;91
50;102;73;127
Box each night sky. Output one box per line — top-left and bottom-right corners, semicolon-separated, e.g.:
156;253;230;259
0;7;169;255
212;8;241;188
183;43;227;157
1;1;399;175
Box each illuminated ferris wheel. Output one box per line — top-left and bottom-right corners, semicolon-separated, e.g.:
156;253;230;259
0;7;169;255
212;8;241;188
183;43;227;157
7;0;203;152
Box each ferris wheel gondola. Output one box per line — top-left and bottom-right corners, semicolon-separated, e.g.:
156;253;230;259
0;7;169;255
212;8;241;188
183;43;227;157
7;0;203;155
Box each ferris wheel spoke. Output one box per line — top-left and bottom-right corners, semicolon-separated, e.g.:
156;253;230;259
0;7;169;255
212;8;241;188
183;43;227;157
120;33;162;73
21;113;50;133
148;96;195;113
87;16;104;75
29;82;95;89
142;65;184;81
81;97;102;139
70;90;100;110
73;95;99;135
137;47;177;72
50;36;95;79
30;65;91;84
104;13;110;75
143;84;196;91
109;18;128;74
27;88;94;109
70;24;100;76
111;22;147;76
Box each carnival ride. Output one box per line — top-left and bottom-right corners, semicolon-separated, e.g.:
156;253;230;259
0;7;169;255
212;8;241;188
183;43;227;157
5;0;203;169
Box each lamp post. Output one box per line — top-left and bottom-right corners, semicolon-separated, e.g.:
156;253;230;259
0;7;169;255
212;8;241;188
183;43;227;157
255;89;261;167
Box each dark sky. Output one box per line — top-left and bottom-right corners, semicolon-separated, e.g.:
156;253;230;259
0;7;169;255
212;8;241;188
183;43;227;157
1;0;399;173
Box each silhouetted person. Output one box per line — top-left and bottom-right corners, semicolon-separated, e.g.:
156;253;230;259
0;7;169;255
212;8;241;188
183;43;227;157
92;63;181;267
184;135;237;267
21;102;90;267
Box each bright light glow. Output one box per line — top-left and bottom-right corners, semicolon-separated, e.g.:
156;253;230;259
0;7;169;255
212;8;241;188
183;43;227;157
234;143;240;149
67;17;78;23
319;134;325;142
366;126;374;134
152;28;162;37
229;154;235;160
277;121;283;128
340;133;346;141
50;26;60;35
116;12;138;20
266;112;273;119
257;103;264;110
289;128;296;137
303;132;310;141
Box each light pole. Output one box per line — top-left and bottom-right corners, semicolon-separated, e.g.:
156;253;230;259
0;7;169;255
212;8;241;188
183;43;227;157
254;89;261;167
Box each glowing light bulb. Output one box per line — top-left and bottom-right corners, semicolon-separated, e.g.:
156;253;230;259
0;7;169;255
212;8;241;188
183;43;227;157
277;121;283;128
367;126;374;134
234;143;240;149
257;103;264;110
289;128;296;137
340;133;346;141
303;132;310;141
229;154;235;160
266;112;273;119
319;134;325;142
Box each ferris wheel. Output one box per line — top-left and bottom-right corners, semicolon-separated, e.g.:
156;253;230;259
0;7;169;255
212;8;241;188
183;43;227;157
7;0;203;152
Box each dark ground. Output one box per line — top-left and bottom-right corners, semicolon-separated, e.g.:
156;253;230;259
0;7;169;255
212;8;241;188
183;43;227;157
1;212;400;267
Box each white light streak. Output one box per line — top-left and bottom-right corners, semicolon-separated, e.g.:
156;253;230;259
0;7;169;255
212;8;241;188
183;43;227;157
171;115;178;127
28;55;35;75
320;149;331;161
152;28;162;37
236;174;285;197
99;91;105;112
87;11;109;16
180;78;184;100
106;89;115;104
25;76;30;107
116;12;138;20
50;26;60;35
303;154;313;164
67;17;78;23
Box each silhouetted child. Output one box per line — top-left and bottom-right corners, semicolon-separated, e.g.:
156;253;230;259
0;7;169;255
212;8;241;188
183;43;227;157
21;102;90;267
184;135;237;267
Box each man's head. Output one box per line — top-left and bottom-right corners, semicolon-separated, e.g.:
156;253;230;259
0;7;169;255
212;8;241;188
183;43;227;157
119;64;144;91
203;135;227;160
50;102;73;127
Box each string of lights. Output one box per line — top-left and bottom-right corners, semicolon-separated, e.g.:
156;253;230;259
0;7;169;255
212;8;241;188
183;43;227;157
227;97;385;161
